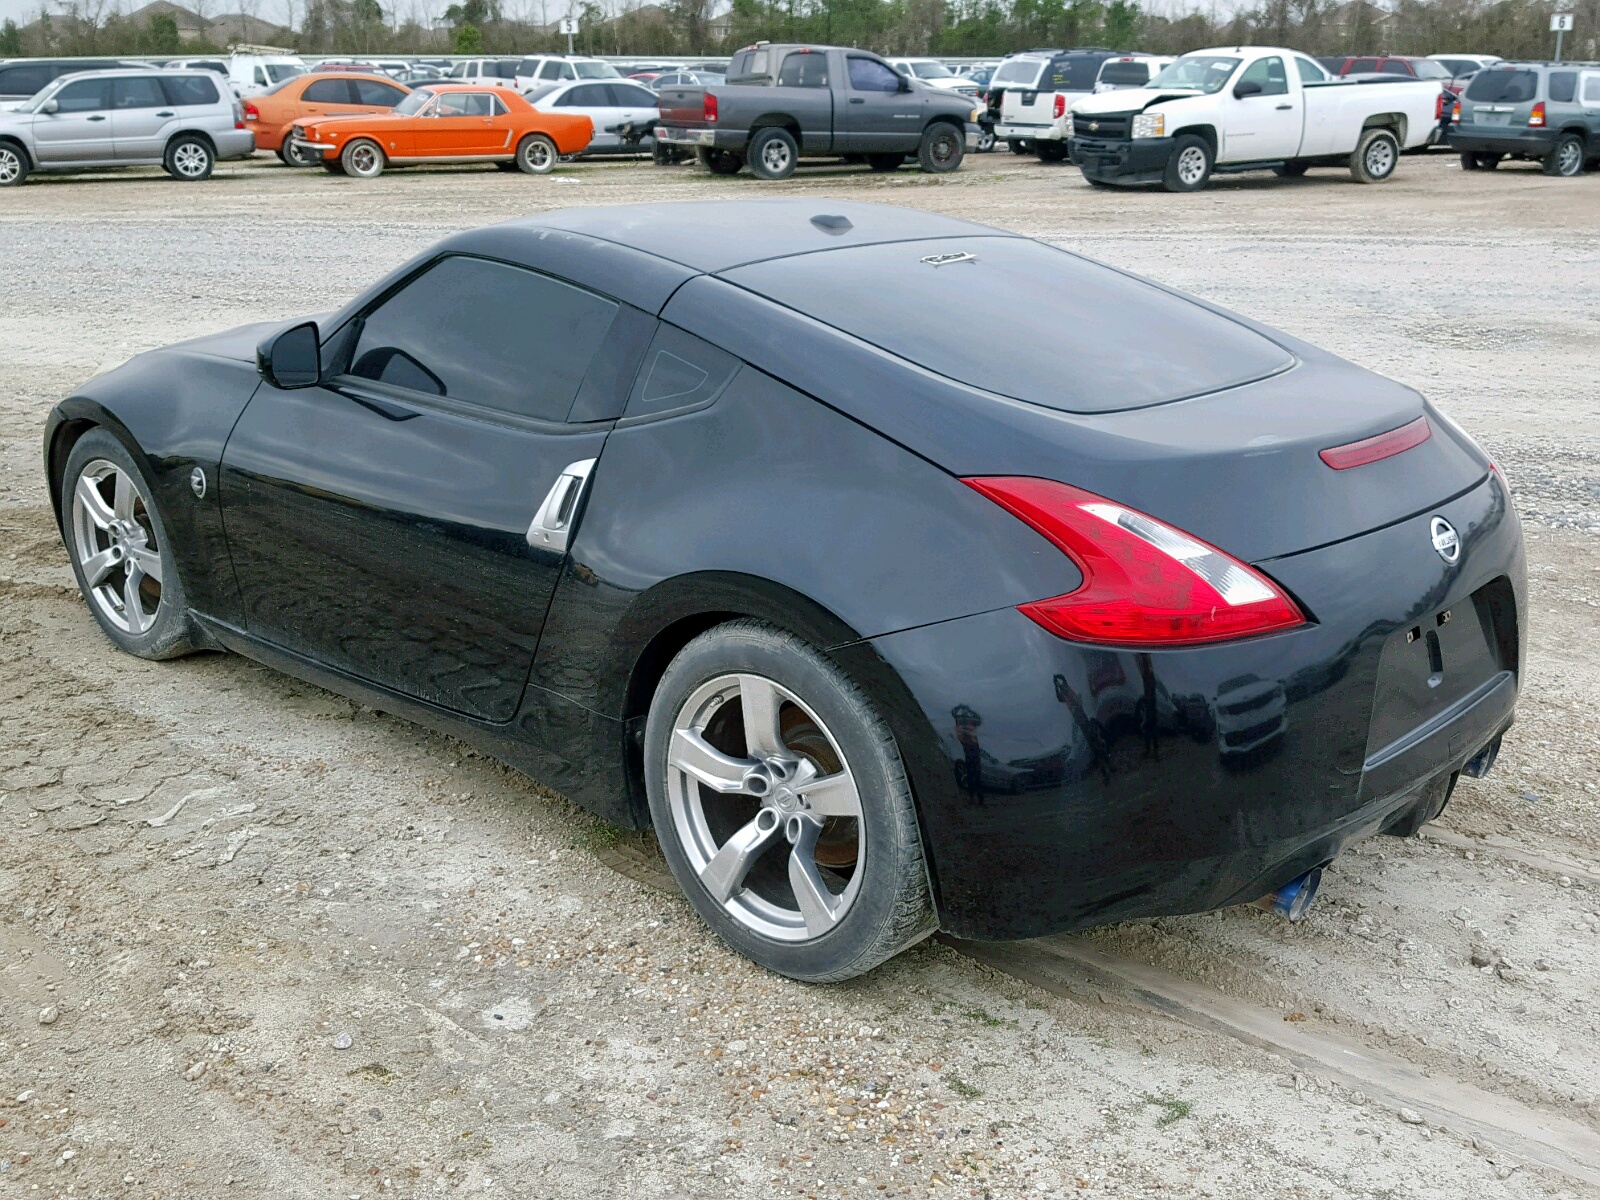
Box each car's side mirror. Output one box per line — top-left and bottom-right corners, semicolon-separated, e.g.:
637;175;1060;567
257;321;322;390
1233;80;1263;99
40;99;58;114
898;76;912;93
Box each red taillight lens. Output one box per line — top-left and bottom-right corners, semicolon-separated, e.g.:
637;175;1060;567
704;92;717;123
1318;416;1431;470
963;477;1306;646
1529;101;1545;127
244;102;260;121
1435;92;1446;120
1450;99;1461;124
1052;94;1065;119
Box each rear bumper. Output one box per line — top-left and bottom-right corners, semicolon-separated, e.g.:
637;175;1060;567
861;473;1524;940
1448;128;1556;156
656;125;739;150
995;120;1060;141
1070;135;1172;184
213;129;256;160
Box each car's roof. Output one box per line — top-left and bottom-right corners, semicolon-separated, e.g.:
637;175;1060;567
503;199;1008;274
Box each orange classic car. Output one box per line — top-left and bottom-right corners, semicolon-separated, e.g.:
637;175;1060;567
244;71;411;164
287;85;593;177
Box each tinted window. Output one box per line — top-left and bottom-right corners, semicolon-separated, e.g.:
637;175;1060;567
574;61;619;78
54;78;112;112
993;58;1044;86
436;91;495;116
1466;69;1537;102
1435;58;1476;76
1238;55;1288;96
1348;58;1380;73
538;61;563;80
559;84;606;106
1549;71;1576;102
163;74;220;105
1098;61;1150;87
348;256;619;422
729;49;770;80
1585;74;1600;104
1378;60;1413;75
1295;56;1329;83
113;75;169;108
354;79;406;105
0;65;55;96
302;78;354;103
1043;56;1101;91
848;56;901;93
778;52;829;88
609;83;657;106
624;324;739;420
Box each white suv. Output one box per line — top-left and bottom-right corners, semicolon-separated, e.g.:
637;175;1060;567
168;52;307;97
992;49;1124;160
513;55;621;92
886;58;981;98
1093;54;1174;92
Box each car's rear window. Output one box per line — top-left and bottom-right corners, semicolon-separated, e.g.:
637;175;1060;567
1465;69;1538;102
162;74;220;106
728;49;771;80
1098;61;1150;86
993;58;1045;87
1043;56;1101;90
720;237;1293;414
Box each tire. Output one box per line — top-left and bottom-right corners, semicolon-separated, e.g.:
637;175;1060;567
516;133;557;174
0;140;28;187
918;122;964;173
322;160;346;175
697;146;743;175
1273;160;1309;177
163;135;214;181
1459;152;1481;170
61;428;194;661
340;137;385;179
1349;127;1399;184
495;160;520;172
1007;138;1028;155
1479;153;1502;170
1034;140;1069;163
866;153;903;173
748;127;798;180
644;620;936;982
1543;132;1585;177
1162;133;1213;192
281;140;317;168
976;128;996;153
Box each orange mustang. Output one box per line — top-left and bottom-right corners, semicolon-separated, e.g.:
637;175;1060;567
287;85;593;178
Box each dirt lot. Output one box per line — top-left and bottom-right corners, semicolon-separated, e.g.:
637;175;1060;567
0;150;1597;1199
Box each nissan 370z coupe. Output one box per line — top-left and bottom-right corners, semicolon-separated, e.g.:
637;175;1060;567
45;200;1525;981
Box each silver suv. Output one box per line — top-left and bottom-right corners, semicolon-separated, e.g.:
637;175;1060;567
0;69;254;186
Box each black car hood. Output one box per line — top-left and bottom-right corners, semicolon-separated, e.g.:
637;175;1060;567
164;314;339;364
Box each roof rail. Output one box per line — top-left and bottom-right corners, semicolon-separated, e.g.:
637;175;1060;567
228;43;297;55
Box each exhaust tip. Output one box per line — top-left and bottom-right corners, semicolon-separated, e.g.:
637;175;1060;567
1254;867;1322;921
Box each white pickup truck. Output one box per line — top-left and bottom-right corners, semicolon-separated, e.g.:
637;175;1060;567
1067;46;1447;191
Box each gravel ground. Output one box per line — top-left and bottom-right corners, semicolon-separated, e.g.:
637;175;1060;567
0;150;1597;1199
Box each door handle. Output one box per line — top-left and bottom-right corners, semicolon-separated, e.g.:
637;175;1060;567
527;458;598;553
87;114;107;121
157;110;175;117
1276;104;1293;110
850;97;864;104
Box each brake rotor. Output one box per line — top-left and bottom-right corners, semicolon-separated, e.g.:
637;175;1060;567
779;705;859;871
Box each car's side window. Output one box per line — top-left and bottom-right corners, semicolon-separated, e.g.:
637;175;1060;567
113;76;169;109
1349;58;1379;74
778;53;829;88
254;66;270;86
0;65;54;95
1584;73;1600;104
1548;71;1577;103
345;256;620;424
624;324;740;422
303;78;354;104
1294;56;1329;84
612;84;656;106
1379;60;1412;76
53;78;112;113
163;75;220;106
1237;56;1288;96
356;80;407;106
848;57;900;94
487;94;508;116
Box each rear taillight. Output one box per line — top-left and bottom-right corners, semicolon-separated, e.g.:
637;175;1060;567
704;92;717;123
1052;94;1065;119
1318;416;1431;470
1450;99;1461;124
1434;92;1446;120
963;477;1306;646
244;101;260;121
1529;101;1546;127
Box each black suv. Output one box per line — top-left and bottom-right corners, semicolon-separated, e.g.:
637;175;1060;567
0;58;152;105
1449;62;1600;176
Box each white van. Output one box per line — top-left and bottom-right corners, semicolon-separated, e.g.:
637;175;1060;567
168;52;307;97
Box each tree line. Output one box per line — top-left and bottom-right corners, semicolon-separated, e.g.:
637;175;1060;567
2;0;1593;65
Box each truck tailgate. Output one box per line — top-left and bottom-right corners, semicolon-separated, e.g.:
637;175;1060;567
656;87;710;127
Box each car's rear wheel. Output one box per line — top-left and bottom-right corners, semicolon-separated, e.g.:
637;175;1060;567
1163;134;1213;192
697;147;743;175
1034;140;1068;163
1273;160;1309;177
748;127;799;180
866;153;903;172
164;135;214;181
1544;133;1585;177
1478;152;1502;169
61;429;193;661
919;122;964;172
516;133;557;174
0;141;28;187
1007;139;1028;154
644;620;935;982
1349;127;1399;183
976;128;996;152
340;138;385;179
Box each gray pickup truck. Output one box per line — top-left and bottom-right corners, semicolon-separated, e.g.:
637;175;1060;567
655;42;980;179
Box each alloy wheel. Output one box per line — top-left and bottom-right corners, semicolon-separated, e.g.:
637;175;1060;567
523;139;553;171
1177;145;1207;185
1365;137;1395;178
70;459;163;635
172;142;210;178
760;140;792;175
666;673;865;942
1557;140;1582;176
0;147;20;185
349;143;381;177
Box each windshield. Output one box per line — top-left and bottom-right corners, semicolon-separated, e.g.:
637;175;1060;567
993;58;1045;87
1412;59;1451;79
574;61;620;78
15;83;60;113
1098;60;1151;87
912;62;954;79
264;62;305;83
393;88;434;115
1148;55;1240;93
1465;68;1537;102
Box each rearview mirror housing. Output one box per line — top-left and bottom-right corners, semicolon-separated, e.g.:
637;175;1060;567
1233;80;1264;99
40;98;58;114
257;321;322;390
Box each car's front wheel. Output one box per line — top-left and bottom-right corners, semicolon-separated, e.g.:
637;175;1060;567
919;122;964;172
517;133;558;174
61;429;194;660
164;135;214;181
644;620;935;981
1163;134;1213;192
281;140;317;168
340;138;385;179
0;141;28;187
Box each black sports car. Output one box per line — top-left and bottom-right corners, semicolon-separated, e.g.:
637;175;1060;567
44;200;1525;981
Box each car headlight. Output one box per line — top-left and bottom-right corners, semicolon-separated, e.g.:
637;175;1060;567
1064;113;1075;138
971;106;984;122
1132;112;1165;139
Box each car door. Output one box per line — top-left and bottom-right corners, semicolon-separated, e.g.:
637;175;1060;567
109;74;175;161
31;77;115;163
608;82;660;140
557;83;617;147
297;76;359;119
1224;55;1301;161
415;90;503;154
839;54;917;152
218;254;634;722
